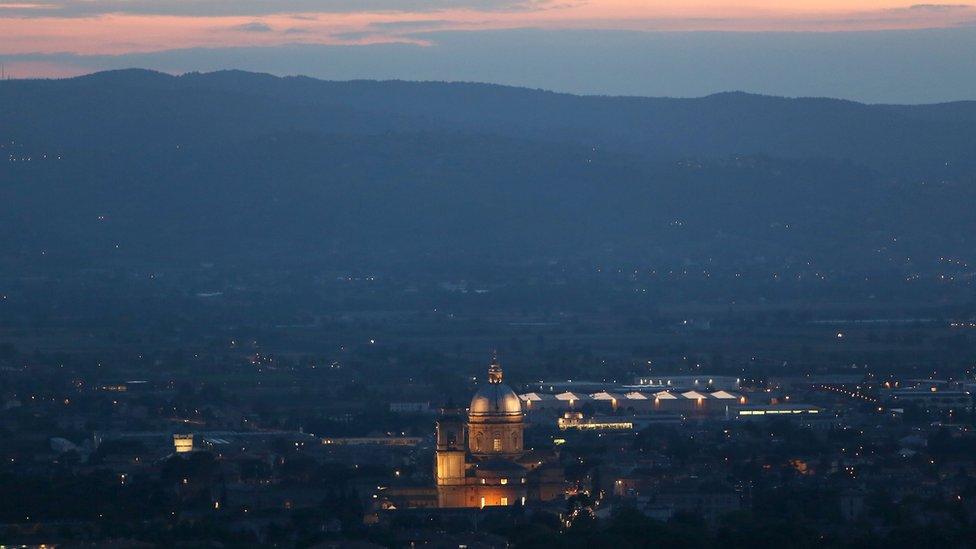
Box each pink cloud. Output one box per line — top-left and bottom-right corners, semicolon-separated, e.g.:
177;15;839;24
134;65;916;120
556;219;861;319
0;1;974;58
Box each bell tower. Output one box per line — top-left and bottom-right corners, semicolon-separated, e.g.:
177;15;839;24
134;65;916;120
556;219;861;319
435;406;467;507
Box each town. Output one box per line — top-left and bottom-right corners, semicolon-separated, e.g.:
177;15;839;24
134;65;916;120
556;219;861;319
3;305;975;546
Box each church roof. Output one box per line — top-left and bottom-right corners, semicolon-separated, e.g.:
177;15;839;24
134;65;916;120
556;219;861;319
474;458;527;473
469;355;522;416
470;383;522;416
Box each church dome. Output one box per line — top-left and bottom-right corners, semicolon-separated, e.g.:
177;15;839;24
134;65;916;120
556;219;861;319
469;354;523;417
470;383;522;416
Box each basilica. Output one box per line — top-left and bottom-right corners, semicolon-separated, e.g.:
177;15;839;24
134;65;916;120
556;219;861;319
434;355;564;508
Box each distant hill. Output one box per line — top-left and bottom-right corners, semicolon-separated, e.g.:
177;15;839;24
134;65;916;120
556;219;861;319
6;69;976;175
0;69;973;274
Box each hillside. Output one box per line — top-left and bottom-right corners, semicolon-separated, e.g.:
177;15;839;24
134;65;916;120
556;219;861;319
0;69;973;276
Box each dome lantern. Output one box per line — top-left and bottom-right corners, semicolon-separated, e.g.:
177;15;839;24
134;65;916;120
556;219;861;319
488;351;503;384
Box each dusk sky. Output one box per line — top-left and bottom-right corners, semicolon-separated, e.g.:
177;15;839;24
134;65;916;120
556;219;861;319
3;1;976;102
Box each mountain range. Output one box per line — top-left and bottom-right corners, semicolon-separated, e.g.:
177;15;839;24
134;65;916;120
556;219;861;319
1;69;973;275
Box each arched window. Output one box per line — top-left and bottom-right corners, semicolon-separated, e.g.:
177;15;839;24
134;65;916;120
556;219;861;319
492;431;503;451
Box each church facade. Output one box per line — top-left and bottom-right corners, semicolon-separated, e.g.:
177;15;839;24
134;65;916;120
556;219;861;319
435;356;564;508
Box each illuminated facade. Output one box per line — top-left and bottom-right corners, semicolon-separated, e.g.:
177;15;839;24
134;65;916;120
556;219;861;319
173;433;194;453
557;411;634;431
435;355;563;508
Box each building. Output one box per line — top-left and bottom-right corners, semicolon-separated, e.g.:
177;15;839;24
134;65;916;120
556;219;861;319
557;412;634;431
881;381;973;412
733;404;827;422
631;375;741;391
434;355;564;508
173;433;194;453
389;402;433;414
529;375;740;394
321;437;423;446
520;388;747;414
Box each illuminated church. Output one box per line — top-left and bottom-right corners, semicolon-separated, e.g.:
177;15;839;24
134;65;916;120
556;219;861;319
434;355;564;508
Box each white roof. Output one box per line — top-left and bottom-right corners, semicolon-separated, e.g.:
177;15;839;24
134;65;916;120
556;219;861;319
710;390;738;399
519;392;551;402
654;391;679;400
681;391;708;400
591;391;624;400
624;391;649;400
555;391;585;401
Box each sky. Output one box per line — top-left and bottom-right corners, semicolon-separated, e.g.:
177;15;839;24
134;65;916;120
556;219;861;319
2;1;975;103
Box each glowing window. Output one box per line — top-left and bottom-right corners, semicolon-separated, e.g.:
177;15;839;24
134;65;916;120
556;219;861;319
480;497;486;509
501;497;509;506
500;478;508;485
493;438;502;451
